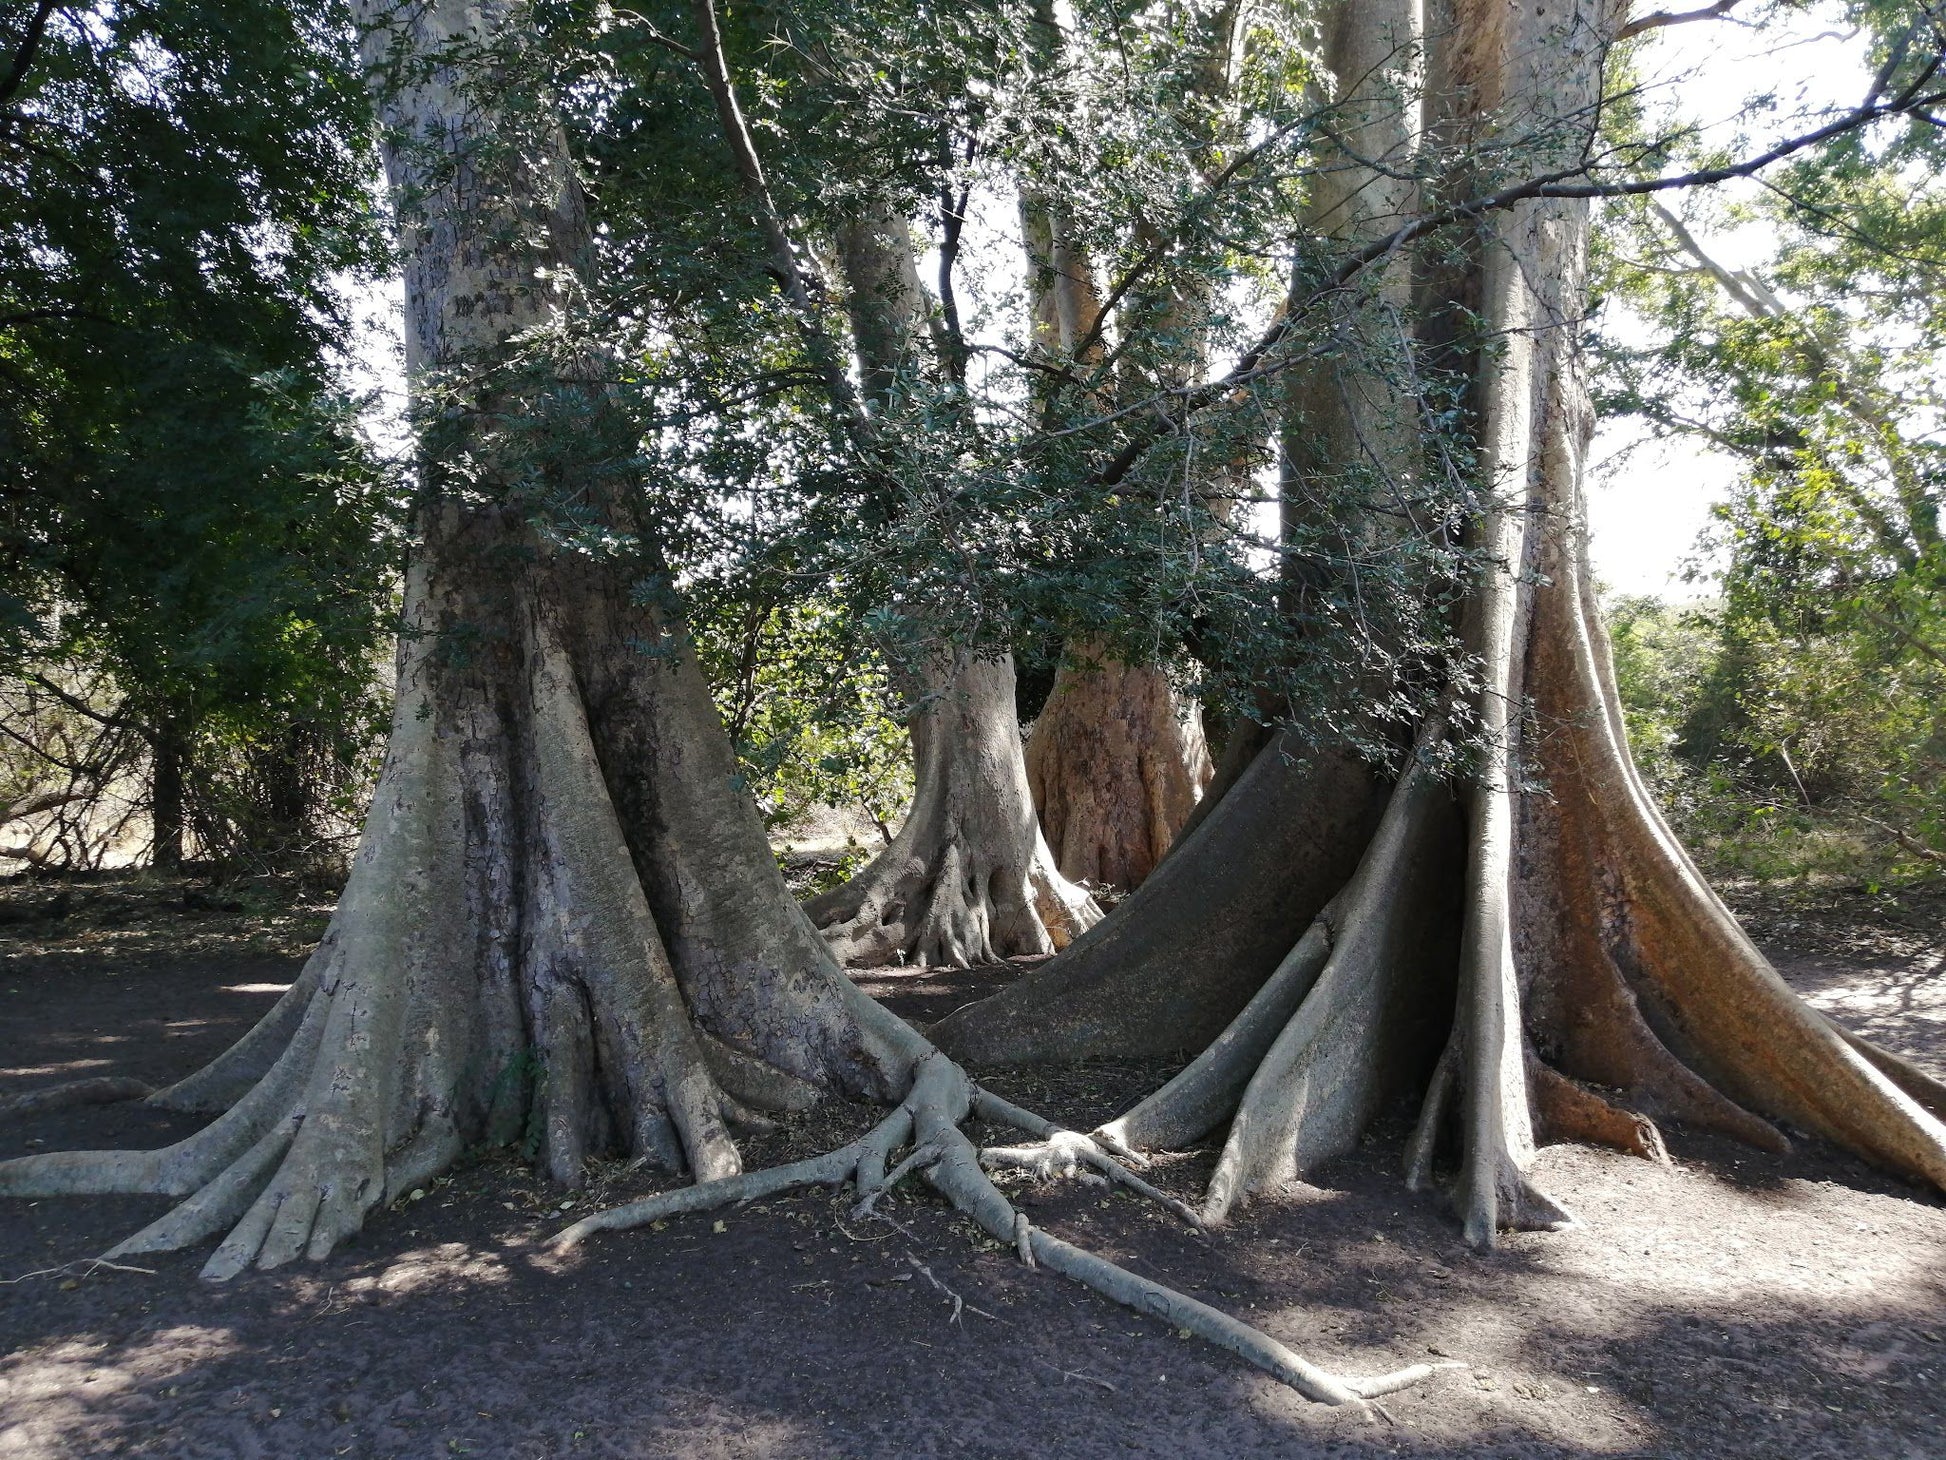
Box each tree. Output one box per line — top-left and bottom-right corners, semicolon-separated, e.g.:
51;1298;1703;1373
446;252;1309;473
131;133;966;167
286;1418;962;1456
803;206;1103;965
1596;154;1946;868
7;0;1946;1415
935;0;1946;1240
0;0;1456;1409
1015;1;1236;893
0;0;397;872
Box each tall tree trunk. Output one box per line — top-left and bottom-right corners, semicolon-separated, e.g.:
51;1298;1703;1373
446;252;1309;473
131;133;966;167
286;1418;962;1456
939;0;1946;1240
148;719;187;873
1014;230;1217;892
805;208;1102;965
0;0;908;1274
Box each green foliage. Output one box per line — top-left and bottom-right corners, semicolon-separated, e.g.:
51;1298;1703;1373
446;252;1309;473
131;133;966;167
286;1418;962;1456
1592;3;1946;884
1605;591;1944;884
691;594;911;847
0;0;400;866
519;0;1481;782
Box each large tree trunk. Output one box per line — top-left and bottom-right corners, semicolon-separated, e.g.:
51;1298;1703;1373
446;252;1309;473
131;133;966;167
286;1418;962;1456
0;0;910;1275
1025;640;1213;890
804;209;1102;965
940;0;1946;1240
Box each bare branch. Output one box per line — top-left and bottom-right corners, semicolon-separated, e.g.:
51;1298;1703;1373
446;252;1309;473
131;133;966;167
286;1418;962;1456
1618;0;1745;42
1082;49;1946;488
0;787;84;825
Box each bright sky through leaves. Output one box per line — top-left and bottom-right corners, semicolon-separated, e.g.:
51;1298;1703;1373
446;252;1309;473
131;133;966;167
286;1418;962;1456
1587;5;1873;596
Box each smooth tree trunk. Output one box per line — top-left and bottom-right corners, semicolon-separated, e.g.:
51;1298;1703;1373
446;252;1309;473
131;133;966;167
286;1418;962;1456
805;208;1102;965
940;0;1946;1242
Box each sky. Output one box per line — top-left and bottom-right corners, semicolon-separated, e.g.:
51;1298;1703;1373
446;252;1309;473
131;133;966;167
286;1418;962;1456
1583;5;1873;596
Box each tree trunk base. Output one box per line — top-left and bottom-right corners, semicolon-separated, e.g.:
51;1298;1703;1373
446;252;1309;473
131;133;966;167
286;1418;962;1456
807;653;1101;967
1026;645;1213;892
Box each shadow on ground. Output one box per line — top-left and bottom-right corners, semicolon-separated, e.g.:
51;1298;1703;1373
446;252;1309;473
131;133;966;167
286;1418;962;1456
3;875;1943;1459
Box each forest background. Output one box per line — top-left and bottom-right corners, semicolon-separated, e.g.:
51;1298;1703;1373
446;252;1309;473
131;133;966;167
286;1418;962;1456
1;0;1939;916
0;0;1943;1440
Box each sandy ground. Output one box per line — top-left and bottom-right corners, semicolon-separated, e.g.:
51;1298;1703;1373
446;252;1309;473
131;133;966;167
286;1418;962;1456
1;874;1943;1459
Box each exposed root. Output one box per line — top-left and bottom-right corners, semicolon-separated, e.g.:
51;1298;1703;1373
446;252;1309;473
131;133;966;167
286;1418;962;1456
1826;1023;1946;1124
971;1090;1204;1229
147;956;324;1114
931;736;1382;1066
556;1051;1449;1409
0;1077;153;1123
1525;1054;1669;1164
1194;749;1458;1225
0;982;330;1200
1;1257;156;1286
905;1251;998;1325
852;1141;941;1220
1095;898;1341;1156
0;578;804;1276
1027;828;1105;950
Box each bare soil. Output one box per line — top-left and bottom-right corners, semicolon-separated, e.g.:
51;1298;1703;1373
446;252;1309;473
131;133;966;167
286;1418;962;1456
3;873;1943;1459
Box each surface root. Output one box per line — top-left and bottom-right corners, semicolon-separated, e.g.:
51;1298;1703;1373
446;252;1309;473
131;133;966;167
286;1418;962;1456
0;1078;153;1123
556;1051;1444;1408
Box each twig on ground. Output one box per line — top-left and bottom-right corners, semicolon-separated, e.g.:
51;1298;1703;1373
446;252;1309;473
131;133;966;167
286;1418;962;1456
1;1256;156;1285
1033;1354;1118;1392
907;1252;1001;1325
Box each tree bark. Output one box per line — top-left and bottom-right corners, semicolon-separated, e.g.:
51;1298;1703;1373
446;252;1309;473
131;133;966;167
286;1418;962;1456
149;720;187;873
1025;640;1212;890
806;648;1101;965
0;0;912;1273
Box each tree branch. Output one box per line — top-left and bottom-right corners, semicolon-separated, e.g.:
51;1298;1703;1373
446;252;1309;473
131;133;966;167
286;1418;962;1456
0;787;84;826
1081;44;1946;488
1618;0;1745;42
0;0;58;109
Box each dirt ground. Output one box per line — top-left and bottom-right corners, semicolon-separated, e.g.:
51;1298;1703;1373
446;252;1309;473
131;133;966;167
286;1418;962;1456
2;874;1943;1459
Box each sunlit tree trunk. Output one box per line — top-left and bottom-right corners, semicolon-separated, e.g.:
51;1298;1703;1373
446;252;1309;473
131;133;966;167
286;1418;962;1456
939;0;1946;1241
